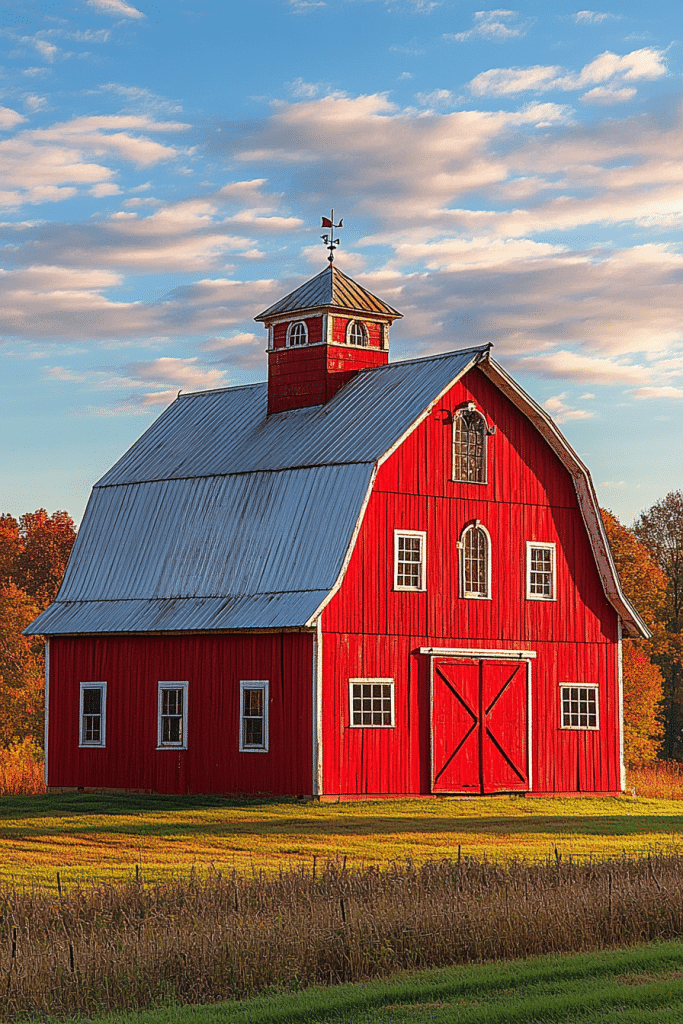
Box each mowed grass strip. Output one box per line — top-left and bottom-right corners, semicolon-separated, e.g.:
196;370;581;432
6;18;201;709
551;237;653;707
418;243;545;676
46;943;683;1024
1;792;683;886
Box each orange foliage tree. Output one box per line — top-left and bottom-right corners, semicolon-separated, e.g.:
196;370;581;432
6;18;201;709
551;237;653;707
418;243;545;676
0;510;76;748
601;509;666;765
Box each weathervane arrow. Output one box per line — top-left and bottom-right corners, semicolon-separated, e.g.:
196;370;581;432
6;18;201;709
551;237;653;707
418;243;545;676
320;209;343;263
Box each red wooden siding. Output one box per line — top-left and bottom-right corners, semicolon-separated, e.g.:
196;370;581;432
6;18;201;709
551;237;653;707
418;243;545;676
330;317;384;348
320;365;621;796
268;341;387;413
272;316;324;348
48;632;313;795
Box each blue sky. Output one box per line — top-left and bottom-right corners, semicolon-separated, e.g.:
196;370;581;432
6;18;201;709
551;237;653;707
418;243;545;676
1;0;681;525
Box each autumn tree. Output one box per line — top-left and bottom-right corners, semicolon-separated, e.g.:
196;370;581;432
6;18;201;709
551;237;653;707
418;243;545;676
601;509;666;764
633;491;683;759
0;509;77;747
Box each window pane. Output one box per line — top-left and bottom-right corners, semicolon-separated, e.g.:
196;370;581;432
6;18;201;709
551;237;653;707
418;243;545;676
561;686;597;728
454;410;485;482
162;716;182;743
244;689;263;716
245;718;263;746
464;527;488;596
350;682;393;727
397;535;423;588
530;547;553;597
83;688;101;716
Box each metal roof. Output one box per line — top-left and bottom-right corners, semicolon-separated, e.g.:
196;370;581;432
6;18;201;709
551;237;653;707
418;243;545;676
254;264;402;322
27;347;485;636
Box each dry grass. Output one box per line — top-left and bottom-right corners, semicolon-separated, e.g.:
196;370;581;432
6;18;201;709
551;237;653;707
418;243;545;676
628;761;683;800
0;740;45;796
3;852;683;1020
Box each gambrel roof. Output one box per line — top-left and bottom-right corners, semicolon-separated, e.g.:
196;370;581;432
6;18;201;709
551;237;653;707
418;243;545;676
255;264;402;322
27;345;648;638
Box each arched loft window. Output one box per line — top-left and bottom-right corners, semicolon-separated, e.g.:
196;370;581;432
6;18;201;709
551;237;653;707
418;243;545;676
453;405;488;483
347;320;368;346
286;321;308;347
459;522;491;599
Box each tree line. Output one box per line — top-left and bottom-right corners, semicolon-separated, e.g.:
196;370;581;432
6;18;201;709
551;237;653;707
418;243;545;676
0;496;681;765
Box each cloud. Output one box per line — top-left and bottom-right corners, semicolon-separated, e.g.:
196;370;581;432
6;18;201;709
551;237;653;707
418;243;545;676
445;10;531;42
573;10;617;23
542;393;595;423
581;86;637;104
415;89;457;108
630;386;683;399
468;47;667;96
98;84;183;116
513;351;646;384
86;0;145;18
24;95;47;112
0;107;26;130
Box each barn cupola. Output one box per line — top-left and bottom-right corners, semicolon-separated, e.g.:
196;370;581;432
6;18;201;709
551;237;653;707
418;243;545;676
255;260;402;415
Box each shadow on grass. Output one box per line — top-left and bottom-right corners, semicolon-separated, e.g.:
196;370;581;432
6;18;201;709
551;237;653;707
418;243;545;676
0;794;682;843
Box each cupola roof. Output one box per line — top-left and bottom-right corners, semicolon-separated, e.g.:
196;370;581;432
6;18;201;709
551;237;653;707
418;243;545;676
255;264;402;323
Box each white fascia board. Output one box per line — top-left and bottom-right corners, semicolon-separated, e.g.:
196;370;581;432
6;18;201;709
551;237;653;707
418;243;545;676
479;358;649;640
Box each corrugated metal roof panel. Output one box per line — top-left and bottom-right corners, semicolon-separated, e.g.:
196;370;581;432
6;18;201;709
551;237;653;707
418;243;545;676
28;592;327;634
98;347;484;487
255;265;402;321
55;464;373;604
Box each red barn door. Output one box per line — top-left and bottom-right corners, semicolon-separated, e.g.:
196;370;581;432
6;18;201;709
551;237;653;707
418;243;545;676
432;658;529;794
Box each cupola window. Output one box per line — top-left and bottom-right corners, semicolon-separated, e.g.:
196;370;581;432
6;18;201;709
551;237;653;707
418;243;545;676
286;321;308;347
347;320;368;347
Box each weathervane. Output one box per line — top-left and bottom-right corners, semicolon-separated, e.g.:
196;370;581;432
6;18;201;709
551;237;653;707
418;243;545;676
321;210;343;263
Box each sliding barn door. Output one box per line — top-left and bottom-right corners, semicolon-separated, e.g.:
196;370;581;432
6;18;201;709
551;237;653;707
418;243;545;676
432;658;529;794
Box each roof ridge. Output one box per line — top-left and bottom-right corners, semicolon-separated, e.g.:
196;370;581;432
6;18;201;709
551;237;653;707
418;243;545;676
359;344;489;373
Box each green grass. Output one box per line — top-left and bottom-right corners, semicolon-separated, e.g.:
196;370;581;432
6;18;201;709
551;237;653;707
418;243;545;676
46;942;683;1024
3;791;683;886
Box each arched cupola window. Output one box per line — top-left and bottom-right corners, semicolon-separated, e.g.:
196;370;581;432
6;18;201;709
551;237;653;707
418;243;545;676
286;321;308;347
459;521;491;599
452;403;491;483
346;320;368;347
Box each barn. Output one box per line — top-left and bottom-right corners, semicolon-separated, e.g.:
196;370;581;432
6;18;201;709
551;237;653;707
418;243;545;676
27;260;649;798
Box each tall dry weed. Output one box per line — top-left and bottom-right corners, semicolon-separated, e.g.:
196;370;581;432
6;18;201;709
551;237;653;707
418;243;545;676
628;760;683;799
2;852;683;1019
0;739;45;796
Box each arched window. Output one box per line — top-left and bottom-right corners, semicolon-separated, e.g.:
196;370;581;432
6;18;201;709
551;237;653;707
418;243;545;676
459;522;491;599
346;320;368;346
453;405;488;483
286;321;308;347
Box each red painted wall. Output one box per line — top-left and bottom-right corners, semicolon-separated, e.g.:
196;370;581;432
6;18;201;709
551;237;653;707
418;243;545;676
48;632;313;795
320;366;621;796
268;337;387;413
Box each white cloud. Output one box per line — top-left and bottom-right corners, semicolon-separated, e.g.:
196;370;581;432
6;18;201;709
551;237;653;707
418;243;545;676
469;47;667;96
445;10;531;42
515;352;646;383
32;39;58;61
630;386;683;399
415;89;456;107
581;86;637;104
0;107;26;130
542;393;595;422
24;95;47;112
288;79;320;98
86;0;145;19
573;10;617;23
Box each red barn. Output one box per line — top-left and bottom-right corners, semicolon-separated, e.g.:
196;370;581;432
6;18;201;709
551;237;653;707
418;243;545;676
28;262;648;798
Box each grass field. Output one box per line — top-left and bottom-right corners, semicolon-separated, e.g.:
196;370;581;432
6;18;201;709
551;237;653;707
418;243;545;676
41;942;683;1024
2;790;683;887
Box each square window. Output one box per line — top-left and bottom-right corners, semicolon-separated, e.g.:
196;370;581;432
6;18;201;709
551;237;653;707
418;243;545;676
240;680;269;752
560;685;599;729
349;679;395;727
79;682;106;747
157;682;188;749
394;531;426;591
526;542;556;601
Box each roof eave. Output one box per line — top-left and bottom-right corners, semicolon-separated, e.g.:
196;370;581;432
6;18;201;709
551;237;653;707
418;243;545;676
479;358;650;640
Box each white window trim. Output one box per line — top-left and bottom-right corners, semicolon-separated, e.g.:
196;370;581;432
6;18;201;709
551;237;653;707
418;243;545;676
346;320;368;347
349;678;395;728
526;541;557;601
79;681;107;748
286;320;308;347
393;529;427;592
156;681;188;750
458;522;492;600
239;679;269;753
452;403;491;485
560;684;600;731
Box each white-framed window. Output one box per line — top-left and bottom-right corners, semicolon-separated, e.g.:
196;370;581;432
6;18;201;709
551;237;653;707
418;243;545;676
239;680;269;752
452;404;491;483
346;320;368;346
349;679;395;727
157;681;188;749
459;522;491;599
560;685;599;730
79;682;107;747
527;542;556;601
286;320;308;347
394;530;426;591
